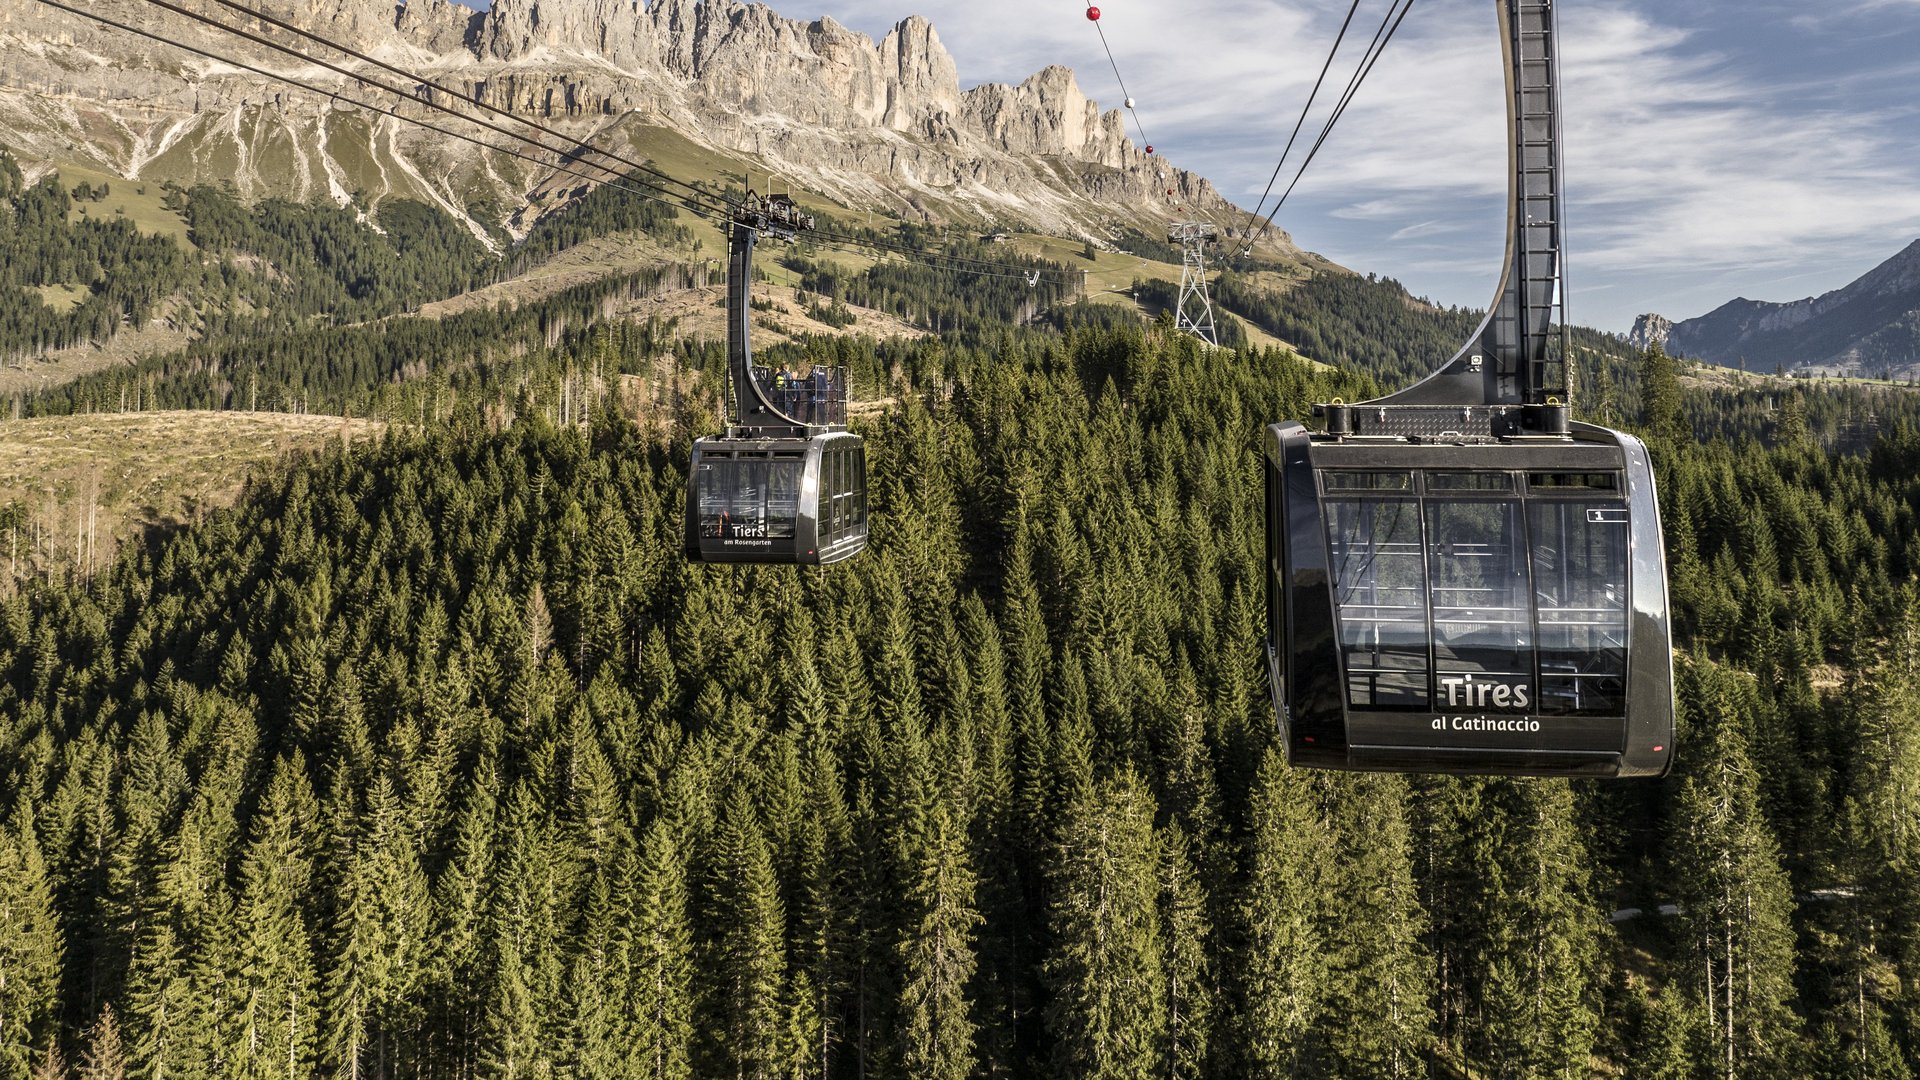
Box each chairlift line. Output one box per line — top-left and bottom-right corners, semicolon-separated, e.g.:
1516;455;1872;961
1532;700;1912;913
1253;0;1419;246
1075;2;1155;164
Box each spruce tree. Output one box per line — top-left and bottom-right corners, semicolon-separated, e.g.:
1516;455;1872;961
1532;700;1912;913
1624;982;1696;1080
480;782;561;1079
0;806;62;1078
425;761;497;1076
628;819;694;1080
1669;660;1804;1077
1157;822;1212;1080
1848;591;1920;1007
790;746;852;1079
1043;771;1165;1080
1640;341;1684;441
702;792;788;1080
565;865;628;1079
79;1006;126;1080
1238;750;1330;1075
230;758;319;1079
1467;779;1599;1076
896;802;981;1080
1320;775;1433;1079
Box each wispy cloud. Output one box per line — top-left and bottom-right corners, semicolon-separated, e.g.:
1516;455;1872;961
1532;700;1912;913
1389;220;1458;242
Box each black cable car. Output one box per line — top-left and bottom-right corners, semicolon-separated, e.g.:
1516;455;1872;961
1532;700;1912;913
1263;0;1673;778
686;194;869;566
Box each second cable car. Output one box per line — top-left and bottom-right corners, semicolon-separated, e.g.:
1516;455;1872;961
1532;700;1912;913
1263;0;1674;777
686;194;869;566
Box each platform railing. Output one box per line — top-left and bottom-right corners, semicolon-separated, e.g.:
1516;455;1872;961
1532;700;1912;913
752;364;848;428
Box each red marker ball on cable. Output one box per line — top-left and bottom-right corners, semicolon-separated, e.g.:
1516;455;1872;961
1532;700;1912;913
1086;5;1100;20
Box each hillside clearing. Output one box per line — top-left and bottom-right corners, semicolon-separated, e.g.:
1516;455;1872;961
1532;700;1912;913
55;161;195;247
0;411;382;575
0;300;195;396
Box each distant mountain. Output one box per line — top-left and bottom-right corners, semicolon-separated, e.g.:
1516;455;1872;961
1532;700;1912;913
0;0;1280;252
1664;239;1920;377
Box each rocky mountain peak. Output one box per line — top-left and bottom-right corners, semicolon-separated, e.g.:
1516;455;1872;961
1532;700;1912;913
393;0;483;54
1847;237;1920;300
269;0;410;47
481;0;655;68
875;15;959;126
1627;313;1672;351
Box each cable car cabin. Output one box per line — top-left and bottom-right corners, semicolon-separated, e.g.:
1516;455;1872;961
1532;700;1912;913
1257;0;1674;776
686;431;867;566
1263;420;1674;778
685;193;868;567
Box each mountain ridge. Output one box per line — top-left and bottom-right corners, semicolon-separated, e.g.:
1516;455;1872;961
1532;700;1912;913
0;0;1281;252
1663;238;1920;377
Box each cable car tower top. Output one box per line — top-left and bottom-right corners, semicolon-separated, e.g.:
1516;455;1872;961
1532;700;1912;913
1315;0;1571;439
1168;221;1220;347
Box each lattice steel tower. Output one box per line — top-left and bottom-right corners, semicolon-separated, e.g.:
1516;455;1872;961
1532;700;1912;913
1168;222;1219;346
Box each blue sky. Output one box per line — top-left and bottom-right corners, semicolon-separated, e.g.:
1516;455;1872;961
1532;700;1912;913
463;0;1920;331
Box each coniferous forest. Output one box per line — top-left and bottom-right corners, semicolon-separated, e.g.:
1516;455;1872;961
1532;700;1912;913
6;167;1920;1079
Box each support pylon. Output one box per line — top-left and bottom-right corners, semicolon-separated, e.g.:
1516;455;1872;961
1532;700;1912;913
1168;221;1219;346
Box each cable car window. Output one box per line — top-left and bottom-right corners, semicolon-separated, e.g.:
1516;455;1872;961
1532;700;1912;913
696;459;804;542
1427;500;1533;712
1326;499;1429;710
851;451;868;529
823;450;838;542
1529;472;1620;492
1324;471;1413;493
733;461;770;538
1428;471;1514;493
1529;501;1629;715
697;462;729;538
766;460;799;539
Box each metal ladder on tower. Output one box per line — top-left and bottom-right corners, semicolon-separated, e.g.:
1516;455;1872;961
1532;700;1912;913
1512;0;1569;404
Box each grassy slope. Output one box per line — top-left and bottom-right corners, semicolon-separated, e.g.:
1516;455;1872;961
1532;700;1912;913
30;284;87;313
531;123;1298;351
1005;232;1318;358
20;123;1325;397
55;161;195;248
